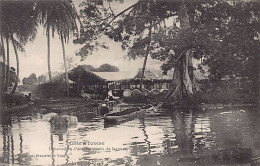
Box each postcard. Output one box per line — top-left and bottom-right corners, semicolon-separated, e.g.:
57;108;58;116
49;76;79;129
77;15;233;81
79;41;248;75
0;0;259;165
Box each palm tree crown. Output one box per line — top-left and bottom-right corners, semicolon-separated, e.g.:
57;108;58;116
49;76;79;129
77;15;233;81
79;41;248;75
36;0;79;94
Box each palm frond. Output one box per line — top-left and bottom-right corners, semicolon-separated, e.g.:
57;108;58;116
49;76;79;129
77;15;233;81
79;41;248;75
13;39;25;53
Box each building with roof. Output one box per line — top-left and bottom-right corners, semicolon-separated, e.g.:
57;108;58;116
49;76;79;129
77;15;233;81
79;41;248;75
52;64;210;98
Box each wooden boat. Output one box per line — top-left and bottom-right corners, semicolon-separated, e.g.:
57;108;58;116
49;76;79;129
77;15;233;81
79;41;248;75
103;107;144;124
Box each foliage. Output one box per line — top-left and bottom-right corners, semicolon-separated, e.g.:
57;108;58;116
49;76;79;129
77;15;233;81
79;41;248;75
59;56;76;71
201;1;260;82
35;0;79;42
199;79;258;104
0;0;38;43
0;63;16;86
80;64;119;72
32;82;66;99
22;73;38;85
38;75;46;84
78;0;260;103
74;0;116;60
0;62;17;95
95;64;119;72
35;0;80;95
0;0;39;95
0;0;81;96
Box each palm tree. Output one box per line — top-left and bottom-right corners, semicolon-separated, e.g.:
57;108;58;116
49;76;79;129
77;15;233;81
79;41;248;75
58;1;78;96
36;0;79;95
36;1;53;82
0;36;6;91
0;1;10;92
10;35;19;95
0;0;38;95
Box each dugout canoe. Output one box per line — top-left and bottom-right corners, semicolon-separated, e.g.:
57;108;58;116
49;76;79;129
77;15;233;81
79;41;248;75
103;107;144;123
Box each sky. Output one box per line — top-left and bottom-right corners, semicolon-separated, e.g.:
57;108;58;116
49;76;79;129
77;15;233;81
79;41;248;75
5;0;162;80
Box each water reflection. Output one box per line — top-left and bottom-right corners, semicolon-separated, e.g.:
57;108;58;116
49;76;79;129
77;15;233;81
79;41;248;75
170;110;194;154
139;118;151;154
0;106;259;165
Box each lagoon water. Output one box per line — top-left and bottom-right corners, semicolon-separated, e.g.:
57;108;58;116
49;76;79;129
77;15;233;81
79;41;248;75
0;106;259;165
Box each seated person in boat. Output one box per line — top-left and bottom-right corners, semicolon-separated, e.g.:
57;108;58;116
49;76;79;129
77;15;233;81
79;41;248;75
100;102;109;116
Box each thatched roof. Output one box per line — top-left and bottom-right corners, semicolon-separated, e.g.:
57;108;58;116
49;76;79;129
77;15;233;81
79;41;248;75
52;66;106;84
68;66;106;84
93;71;137;81
116;70;172;83
134;70;159;80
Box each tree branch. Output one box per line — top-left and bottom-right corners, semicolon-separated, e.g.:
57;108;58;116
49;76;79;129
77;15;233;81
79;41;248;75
103;1;141;29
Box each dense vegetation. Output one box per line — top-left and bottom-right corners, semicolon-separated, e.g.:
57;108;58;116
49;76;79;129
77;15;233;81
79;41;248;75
76;0;259;105
0;0;79;99
1;0;259;106
81;64;119;72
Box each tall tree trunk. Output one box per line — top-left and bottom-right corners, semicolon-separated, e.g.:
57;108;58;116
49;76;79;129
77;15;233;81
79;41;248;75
163;19;167;34
258;48;260;110
60;34;69;96
10;35;19;95
5;37;10;92
140;21;153;90
140;54;149;90
166;1;199;104
1;36;6;92
47;26;52;83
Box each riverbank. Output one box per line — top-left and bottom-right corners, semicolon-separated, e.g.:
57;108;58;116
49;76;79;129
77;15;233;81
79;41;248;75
1;97;101;115
1;95;258;116
37;97;99;109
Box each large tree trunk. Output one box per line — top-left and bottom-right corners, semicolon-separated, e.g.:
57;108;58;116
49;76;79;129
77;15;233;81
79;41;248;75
5;37;10;92
60;34;69;96
166;0;199;104
10;35;19;95
47;26;52;83
140;22;153;90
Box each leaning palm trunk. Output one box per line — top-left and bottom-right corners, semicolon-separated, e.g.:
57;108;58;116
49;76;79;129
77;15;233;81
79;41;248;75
166;1;199;103
47;26;52;83
5;37;10;92
60;34;69;96
10;35;19;95
1;36;6;92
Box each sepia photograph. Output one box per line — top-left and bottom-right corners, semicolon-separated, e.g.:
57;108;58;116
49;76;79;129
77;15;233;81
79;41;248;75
0;0;260;165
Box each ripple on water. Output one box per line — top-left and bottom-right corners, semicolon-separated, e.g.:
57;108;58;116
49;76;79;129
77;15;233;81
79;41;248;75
0;107;259;165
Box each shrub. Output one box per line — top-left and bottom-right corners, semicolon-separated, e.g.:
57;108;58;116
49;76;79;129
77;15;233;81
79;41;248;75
32;82;66;99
